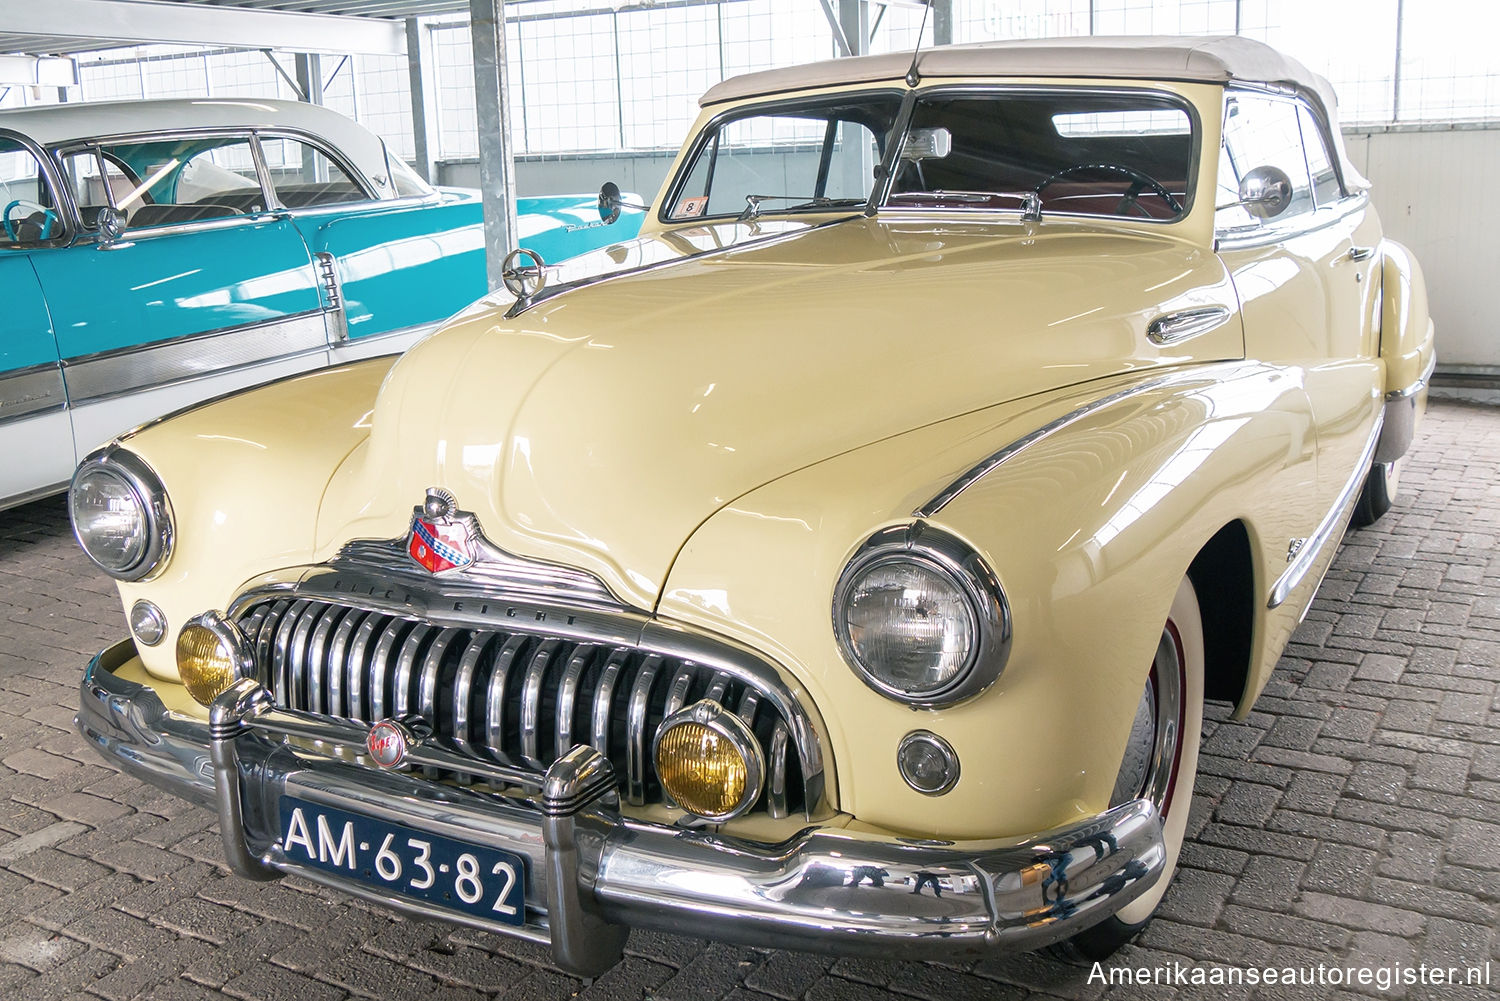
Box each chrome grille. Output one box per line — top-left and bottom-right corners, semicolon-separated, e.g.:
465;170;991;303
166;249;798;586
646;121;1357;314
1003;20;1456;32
236;598;806;817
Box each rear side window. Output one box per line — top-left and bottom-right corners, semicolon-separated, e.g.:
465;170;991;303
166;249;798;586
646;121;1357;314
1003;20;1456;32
259;137;367;208
1216;94;1315;235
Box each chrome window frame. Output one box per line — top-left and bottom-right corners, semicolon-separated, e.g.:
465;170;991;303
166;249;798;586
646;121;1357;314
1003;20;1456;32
0;127;75;250
252;128;379;211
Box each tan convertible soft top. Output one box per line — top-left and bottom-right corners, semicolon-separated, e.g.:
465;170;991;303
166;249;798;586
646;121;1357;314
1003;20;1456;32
701;35;1335;115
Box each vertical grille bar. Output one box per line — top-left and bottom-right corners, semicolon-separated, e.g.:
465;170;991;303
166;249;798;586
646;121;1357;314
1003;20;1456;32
625;654;663;806
519;639;561;768
554;644;596;756
324;609;367;718
452;635;492;759
591;648;629;758
767;723;790;819
484;635;529;763
664;666;695;717
303;605;346;715
344;614;385;721
367;619;413;722
393;625;434;717
271;600;312;707
287;603;323;710
419;628;463;720
253;600;291;687
737;689;760;728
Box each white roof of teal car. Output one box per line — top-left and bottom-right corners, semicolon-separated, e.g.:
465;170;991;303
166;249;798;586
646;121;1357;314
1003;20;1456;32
0;98;404;194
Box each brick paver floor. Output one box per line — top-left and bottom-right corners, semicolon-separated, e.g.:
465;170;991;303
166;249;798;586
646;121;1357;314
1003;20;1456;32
1;400;1497;1001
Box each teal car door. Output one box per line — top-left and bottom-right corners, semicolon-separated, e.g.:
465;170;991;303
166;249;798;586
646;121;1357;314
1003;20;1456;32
29;133;327;453
0;131;74;506
257;134;481;351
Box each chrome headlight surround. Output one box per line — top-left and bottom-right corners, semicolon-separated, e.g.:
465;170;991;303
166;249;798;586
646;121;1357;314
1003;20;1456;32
68;447;174;582
832;523;1011;708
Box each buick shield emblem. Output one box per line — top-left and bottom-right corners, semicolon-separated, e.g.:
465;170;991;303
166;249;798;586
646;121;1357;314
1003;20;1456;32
408;487;474;573
367;720;408;768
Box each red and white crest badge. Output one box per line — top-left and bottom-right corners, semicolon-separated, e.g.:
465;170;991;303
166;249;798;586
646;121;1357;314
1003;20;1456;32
407;488;475;574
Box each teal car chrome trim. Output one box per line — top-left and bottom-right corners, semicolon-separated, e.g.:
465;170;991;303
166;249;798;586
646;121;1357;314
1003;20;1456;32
63;311;329;406
1268;408;1385;609
0;362;67;425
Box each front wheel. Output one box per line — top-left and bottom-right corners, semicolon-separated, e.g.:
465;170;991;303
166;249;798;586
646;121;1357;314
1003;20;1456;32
1050;575;1204;962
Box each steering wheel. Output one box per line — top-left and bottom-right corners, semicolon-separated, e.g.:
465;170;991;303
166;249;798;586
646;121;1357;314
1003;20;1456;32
1035;163;1182;217
3;199;58;241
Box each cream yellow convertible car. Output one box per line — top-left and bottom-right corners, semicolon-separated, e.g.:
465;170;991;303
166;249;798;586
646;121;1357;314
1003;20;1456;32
72;36;1433;972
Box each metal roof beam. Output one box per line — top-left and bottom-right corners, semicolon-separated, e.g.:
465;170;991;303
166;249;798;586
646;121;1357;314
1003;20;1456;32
3;0;406;57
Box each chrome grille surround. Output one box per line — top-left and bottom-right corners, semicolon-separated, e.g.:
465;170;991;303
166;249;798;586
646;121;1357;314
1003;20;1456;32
227;555;828;820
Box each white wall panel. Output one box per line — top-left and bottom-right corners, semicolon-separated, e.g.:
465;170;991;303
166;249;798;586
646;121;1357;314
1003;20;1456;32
1345;127;1499;368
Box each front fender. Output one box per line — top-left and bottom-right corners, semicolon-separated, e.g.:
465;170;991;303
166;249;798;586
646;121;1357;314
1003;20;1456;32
659;363;1319;840
111;357;396;683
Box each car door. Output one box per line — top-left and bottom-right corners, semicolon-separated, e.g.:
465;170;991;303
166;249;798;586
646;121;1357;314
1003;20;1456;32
256;133;484;359
28;132;328;457
1214;92;1381;515
0;130;74;507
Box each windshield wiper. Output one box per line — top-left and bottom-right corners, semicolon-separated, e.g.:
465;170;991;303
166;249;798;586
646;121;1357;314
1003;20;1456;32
738;194;864;221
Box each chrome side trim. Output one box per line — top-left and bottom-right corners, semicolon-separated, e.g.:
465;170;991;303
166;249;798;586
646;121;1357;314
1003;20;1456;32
1376;352;1435;464
0;363;67;426
63;311;329;407
915;373;1185;518
1268;408;1385;609
1214;189;1370;252
1146;305;1232;346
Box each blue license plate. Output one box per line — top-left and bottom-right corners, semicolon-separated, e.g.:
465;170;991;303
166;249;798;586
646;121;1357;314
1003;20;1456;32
278;796;527;925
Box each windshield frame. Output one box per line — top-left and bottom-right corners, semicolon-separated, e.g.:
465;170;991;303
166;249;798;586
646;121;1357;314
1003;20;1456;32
663;83;1204;227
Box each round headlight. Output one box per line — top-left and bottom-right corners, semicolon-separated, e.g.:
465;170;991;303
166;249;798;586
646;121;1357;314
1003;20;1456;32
834;525;1010;707
654;700;765;822
69;449;172;581
176;611;253;706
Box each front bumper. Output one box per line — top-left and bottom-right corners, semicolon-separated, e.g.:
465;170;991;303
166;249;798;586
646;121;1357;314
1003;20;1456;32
78;640;1167;975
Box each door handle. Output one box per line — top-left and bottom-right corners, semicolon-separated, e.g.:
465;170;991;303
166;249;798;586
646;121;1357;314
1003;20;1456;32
1346;245;1375;262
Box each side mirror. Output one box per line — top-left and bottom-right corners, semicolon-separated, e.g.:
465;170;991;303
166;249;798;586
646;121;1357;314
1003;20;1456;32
1238;165;1293;219
901;127;952;162
97;206;126;245
598;181;623;225
597;181;650;225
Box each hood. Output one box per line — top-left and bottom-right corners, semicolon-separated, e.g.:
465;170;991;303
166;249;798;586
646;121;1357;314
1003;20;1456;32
317;215;1241;609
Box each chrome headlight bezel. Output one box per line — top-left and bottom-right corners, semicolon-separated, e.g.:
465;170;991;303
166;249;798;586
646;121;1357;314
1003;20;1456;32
68;447;174;582
832;523;1011;708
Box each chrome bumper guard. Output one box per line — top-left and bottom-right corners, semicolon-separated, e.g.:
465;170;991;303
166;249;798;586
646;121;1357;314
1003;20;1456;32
78;641;1167;974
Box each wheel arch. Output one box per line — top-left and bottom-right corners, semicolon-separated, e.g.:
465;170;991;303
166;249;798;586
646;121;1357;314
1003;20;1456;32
1186;519;1256;711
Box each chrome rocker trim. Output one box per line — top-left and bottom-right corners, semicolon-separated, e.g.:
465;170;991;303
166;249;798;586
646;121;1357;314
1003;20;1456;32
1268;407;1385;610
78;640;1167;973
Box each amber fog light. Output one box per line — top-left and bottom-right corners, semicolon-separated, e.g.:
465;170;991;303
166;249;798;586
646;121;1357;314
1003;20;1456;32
653;700;764;822
176;611;253;706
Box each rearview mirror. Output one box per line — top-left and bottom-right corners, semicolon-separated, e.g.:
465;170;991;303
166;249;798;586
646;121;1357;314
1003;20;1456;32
1238;165;1293;219
901;127;952;162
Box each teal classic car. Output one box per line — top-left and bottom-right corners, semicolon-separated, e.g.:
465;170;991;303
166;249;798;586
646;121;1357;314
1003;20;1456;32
0;98;642;510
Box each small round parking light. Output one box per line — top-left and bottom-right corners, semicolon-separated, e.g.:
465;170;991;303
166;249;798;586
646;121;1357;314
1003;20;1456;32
897;731;960;796
129;600;167;647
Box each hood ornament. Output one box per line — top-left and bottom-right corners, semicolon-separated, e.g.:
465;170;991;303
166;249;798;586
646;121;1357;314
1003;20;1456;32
408;487;474;574
501;247;547;301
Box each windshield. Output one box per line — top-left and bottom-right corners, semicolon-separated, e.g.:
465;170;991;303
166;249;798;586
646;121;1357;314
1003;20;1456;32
666;88;1197;223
